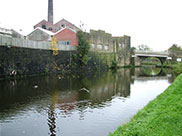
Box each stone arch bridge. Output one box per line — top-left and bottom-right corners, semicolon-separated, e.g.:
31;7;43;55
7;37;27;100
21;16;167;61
132;50;169;66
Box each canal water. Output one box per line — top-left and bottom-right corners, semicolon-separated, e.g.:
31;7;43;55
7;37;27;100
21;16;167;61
0;68;172;136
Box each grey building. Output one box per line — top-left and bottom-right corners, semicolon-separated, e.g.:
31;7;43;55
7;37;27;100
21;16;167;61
26;27;54;41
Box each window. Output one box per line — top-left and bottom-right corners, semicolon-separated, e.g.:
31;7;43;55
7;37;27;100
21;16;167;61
67;41;70;45
90;44;95;48
57;40;70;45
58;41;65;45
104;46;109;50
48;27;52;31
97;45;102;49
177;58;182;62
42;25;46;29
61;24;65;28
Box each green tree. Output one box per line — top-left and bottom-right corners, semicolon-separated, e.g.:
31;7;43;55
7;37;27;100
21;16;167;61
136;44;151;51
76;30;90;66
130;47;136;55
168;44;182;51
168;44;182;62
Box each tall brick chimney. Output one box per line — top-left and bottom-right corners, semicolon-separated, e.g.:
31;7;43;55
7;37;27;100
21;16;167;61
48;0;53;24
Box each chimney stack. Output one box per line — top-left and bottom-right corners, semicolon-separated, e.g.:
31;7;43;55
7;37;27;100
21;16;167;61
48;0;53;23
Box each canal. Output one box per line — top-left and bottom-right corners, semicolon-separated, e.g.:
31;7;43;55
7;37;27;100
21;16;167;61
0;68;172;136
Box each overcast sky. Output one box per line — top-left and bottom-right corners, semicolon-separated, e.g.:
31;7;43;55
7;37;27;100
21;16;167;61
0;0;182;51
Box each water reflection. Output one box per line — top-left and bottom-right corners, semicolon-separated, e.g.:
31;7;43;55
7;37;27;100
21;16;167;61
135;67;165;77
48;92;58;136
0;67;173;136
134;67;175;83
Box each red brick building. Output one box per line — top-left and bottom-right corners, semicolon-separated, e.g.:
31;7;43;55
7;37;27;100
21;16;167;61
34;19;57;32
32;0;79;46
55;28;78;46
34;19;80;33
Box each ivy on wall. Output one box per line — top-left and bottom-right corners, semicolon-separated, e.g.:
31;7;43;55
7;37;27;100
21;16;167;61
50;36;58;56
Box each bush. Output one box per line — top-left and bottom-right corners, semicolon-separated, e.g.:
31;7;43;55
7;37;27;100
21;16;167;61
76;31;90;67
111;60;118;70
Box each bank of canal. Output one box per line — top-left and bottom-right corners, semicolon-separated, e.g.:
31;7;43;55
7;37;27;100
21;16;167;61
109;73;182;136
0;68;172;136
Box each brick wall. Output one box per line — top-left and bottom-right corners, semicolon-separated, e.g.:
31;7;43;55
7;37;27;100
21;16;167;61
55;19;80;32
34;19;80;33
55;28;78;46
34;20;58;32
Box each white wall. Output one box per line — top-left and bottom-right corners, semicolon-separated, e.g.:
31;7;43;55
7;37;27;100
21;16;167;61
0;35;77;51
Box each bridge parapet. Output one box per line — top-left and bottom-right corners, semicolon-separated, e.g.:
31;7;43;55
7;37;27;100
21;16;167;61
134;50;168;55
133;50;169;58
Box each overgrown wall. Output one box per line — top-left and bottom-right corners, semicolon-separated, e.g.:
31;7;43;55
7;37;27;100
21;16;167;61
0;46;115;79
88;52;115;69
0;34;130;79
0;46;74;78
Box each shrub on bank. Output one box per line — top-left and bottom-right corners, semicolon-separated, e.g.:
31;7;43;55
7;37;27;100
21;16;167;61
172;63;182;74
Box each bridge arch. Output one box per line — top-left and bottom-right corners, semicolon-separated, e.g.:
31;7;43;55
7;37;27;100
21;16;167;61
133;50;168;66
134;56;167;66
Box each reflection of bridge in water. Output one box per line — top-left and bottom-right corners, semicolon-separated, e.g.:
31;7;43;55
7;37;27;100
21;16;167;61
134;67;171;81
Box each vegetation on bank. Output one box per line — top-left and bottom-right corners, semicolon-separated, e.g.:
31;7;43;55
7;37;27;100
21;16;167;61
168;44;182;51
136;44;151;51
171;63;182;75
109;73;182;136
73;30;117;70
162;62;182;75
72;31;90;67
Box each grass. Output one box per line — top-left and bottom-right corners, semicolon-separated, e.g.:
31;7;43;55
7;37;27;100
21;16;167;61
109;74;182;136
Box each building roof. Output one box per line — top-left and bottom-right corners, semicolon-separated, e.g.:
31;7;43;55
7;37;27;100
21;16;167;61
55;18;80;30
27;27;55;36
0;27;12;35
55;27;76;35
27;26;76;38
33;19;54;28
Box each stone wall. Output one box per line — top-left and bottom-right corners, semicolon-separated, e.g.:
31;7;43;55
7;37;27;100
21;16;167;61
113;36;131;66
0;46;74;78
89;29;113;52
0;45;114;79
0;33;131;79
88;52;115;69
88;29;131;67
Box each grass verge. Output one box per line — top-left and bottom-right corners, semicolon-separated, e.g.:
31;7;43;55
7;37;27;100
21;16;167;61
109;74;182;136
